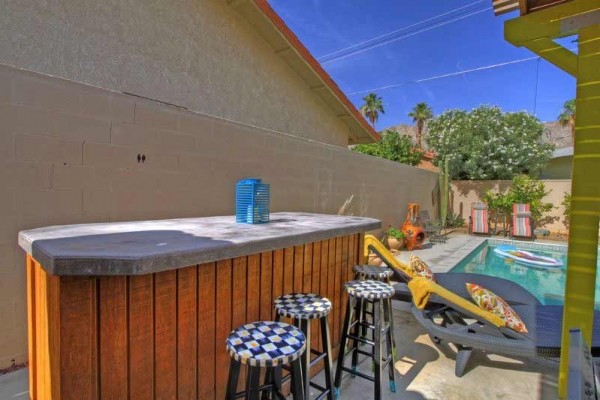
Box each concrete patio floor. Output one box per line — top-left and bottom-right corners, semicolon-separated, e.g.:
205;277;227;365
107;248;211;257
311;304;559;400
0;234;561;399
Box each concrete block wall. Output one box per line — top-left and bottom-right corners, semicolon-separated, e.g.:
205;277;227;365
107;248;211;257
0;64;439;368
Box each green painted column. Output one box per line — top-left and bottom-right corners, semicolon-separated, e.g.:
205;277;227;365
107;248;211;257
559;24;600;397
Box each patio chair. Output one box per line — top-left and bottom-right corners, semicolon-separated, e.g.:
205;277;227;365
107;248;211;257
407;278;600;377
363;235;539;307
469;203;491;236
510;203;535;240
418;211;443;237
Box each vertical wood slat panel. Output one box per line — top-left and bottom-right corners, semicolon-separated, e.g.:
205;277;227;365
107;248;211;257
339;236;350;346
36;264;61;399
260;252;273;321
99;276;128;399
358;233;366;265
129;275;154;400
198;262;216;400
177;266;198;400
215;260;233;400
34;265;46;399
60;277;97;400
301;243;313;367
333;237;343;348
232;257;248;392
272;249;285;319
283;247;294;295
326;238;336;349
293;245;304;292
310;242;322;369
26;256;37;399
303;243;313;294
155;270;177;399
247;254;261;323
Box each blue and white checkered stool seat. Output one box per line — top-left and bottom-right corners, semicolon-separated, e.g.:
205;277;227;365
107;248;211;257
354;265;394;280
274;293;332;320
226;321;306;367
345;280;395;300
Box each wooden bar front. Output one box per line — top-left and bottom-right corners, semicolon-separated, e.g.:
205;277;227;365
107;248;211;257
26;233;364;399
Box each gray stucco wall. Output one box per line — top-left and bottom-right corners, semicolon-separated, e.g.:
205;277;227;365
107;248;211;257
0;0;351;147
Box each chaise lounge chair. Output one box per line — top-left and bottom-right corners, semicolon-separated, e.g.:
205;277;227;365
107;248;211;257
510;203;535;240
469;203;491;236
363;235;539;307
408;278;600;377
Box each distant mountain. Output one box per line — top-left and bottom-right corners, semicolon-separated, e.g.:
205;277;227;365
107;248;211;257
543;121;572;149
381;124;427;147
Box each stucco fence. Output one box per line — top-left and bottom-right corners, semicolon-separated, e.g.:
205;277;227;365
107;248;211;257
451;180;571;234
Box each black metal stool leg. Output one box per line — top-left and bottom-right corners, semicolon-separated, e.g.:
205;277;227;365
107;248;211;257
351;297;363;376
299;318;312;399
273;366;283;399
320;315;334;400
226;359;242;400
246;366;261;400
334;296;355;398
290;358;305;400
373;300;383;400
383;298;397;393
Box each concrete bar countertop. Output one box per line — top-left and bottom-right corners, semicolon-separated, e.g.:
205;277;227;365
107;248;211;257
19;212;381;276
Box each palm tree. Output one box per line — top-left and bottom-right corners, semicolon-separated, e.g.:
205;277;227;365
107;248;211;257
558;99;576;144
360;93;384;127
408;102;433;148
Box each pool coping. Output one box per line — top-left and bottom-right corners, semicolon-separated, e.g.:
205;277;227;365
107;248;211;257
428;237;488;273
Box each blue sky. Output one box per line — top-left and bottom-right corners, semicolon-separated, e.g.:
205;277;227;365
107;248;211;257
269;0;577;131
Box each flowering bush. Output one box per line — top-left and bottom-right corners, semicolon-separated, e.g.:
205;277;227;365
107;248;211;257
354;130;424;166
426;106;554;180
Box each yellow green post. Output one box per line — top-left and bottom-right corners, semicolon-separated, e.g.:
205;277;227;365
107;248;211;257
560;24;600;397
503;2;600;397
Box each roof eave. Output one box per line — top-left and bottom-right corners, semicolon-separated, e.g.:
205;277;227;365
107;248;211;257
228;0;380;144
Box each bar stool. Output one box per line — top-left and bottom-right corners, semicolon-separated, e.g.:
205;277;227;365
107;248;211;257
274;293;334;400
334;280;397;400
226;321;306;400
352;265;398;362
353;265;393;282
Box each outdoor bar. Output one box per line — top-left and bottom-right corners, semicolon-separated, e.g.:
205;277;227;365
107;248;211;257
18;212;380;399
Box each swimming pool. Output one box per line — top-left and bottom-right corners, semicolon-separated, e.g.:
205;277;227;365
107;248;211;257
450;240;600;307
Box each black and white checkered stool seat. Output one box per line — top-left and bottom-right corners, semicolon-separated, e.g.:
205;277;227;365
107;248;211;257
345;280;395;300
354;265;394;279
274;293;332;320
226;321;306;367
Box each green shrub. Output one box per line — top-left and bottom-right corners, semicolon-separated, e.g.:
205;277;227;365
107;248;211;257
354;130;424;166
483;175;554;221
445;213;465;228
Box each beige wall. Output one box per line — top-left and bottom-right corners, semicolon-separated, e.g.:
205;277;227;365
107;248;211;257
0;0;352;147
0;64;438;367
451;180;571;234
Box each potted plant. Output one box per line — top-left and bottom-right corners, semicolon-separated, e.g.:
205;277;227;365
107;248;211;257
385;227;406;250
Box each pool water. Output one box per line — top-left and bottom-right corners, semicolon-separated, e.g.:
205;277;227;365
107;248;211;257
450;243;600;307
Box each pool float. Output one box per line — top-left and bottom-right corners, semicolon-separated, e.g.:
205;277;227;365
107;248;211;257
493;244;563;268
